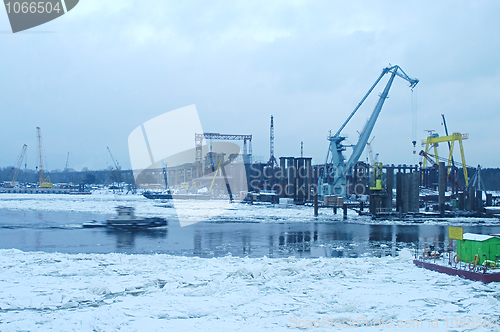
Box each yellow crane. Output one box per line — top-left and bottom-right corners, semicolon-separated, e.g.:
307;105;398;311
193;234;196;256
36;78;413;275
366;137;383;190
421;132;468;186
36;127;53;188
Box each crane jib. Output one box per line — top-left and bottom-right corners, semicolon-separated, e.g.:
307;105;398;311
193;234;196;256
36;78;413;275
320;65;419;197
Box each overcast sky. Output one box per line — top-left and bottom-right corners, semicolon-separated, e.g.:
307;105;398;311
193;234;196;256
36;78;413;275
1;0;499;172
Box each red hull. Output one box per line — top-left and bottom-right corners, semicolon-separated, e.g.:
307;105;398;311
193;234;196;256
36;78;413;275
413;259;500;283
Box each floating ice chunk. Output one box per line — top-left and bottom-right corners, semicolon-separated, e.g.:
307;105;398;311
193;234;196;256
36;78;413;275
398;248;414;261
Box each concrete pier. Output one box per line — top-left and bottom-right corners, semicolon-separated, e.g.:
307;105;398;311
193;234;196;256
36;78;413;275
476;190;483;213
467;187;476;211
395;170;419;214
458;192;465;210
486;193;493;207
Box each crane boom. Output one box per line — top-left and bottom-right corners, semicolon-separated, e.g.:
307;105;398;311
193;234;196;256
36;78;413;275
107;147;120;170
320;65;419;197
11;144;28;187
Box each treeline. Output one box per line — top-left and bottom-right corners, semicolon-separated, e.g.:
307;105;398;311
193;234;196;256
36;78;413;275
2;166;500;190
472;168;500;191
444;167;500;191
0;167;135;185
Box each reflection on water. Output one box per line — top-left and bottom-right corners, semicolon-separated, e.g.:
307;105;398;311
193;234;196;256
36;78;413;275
2;208;500;258
165;223;500;259
278;231;313;254
105;228;168;249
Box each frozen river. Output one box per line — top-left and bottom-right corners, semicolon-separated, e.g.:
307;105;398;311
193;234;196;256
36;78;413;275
1;192;500;331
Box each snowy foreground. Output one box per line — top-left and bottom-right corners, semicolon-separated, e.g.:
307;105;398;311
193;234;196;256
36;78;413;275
1;249;499;331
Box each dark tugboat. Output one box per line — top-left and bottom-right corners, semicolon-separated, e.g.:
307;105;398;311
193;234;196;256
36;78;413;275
83;206;167;228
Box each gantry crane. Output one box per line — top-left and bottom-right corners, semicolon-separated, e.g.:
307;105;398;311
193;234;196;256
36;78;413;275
419;150;468;195
37;127;53;188
319;65;419;197
421;132;468;186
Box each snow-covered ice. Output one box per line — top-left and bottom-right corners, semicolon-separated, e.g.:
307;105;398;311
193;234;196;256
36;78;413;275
1;249;500;331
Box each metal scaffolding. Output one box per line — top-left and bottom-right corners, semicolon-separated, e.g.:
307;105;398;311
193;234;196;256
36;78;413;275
195;133;252;176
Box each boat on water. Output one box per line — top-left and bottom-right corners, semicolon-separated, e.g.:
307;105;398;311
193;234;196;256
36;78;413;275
142;190;221;200
83;206;167;228
414;227;500;283
142;190;173;200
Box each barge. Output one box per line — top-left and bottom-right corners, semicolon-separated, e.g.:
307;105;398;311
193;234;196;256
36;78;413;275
414;228;500;283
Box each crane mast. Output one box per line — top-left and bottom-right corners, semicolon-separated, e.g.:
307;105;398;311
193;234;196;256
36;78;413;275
268;115;277;167
37;127;43;183
64;152;70;172
320;65;418;197
37;127;53;187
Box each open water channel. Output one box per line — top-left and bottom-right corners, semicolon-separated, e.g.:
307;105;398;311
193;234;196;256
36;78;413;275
1;202;499;258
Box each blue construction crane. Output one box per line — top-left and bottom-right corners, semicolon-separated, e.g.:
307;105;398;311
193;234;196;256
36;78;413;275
319;65;419;197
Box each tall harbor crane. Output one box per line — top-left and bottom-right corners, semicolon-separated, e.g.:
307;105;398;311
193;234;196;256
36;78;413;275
37;127;53;188
319;65;419;197
12;144;27;186
4;144;27;188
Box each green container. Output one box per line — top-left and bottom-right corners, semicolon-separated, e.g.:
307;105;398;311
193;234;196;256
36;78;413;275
456;233;500;264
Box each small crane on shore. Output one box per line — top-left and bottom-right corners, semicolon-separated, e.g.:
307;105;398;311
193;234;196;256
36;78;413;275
107;147;121;170
4;144;27;188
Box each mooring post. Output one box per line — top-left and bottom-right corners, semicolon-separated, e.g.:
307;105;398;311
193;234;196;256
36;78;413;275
314;188;318;217
486;193;493;207
476;190;483;213
467;187;476;211
386;167;394;211
458;192;465;210
343;204;347;219
396;171;402;214
438;162;446;217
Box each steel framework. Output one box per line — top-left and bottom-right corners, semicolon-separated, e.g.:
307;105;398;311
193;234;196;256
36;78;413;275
195;133;252;176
